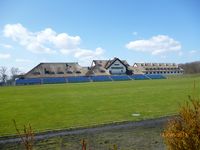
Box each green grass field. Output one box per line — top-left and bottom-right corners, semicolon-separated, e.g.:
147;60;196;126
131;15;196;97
0;75;200;136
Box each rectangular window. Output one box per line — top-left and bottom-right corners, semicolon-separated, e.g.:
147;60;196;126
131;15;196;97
111;67;123;69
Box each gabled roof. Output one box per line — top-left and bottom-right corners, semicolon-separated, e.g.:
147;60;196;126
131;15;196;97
24;62;85;77
93;57;129;69
105;57;129;69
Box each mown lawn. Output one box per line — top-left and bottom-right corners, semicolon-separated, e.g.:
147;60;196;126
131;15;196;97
0;76;200;136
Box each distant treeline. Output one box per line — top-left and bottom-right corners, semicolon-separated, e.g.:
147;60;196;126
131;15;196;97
179;61;200;74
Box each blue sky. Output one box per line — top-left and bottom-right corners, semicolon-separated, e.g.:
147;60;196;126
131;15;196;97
0;0;199;72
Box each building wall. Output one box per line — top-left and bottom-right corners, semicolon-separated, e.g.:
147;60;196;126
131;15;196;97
145;70;184;75
107;60;126;74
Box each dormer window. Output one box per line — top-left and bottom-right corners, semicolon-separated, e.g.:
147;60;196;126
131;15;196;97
76;71;81;74
66;70;73;74
49;72;55;75
57;71;64;74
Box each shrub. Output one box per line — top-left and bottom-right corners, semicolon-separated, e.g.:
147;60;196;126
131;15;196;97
162;94;200;150
13;120;34;150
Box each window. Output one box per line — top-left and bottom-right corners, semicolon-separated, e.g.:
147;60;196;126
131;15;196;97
100;70;105;73
66;70;73;74
49;72;55;75
76;71;81;74
57;71;64;74
111;67;123;69
44;69;54;74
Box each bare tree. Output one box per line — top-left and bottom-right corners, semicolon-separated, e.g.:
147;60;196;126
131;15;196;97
10;67;20;81
179;61;200;74
0;66;8;85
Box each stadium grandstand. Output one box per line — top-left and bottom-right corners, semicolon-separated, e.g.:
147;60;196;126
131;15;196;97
16;57;183;85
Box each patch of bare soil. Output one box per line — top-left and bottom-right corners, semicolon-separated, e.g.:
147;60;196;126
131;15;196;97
0;116;171;150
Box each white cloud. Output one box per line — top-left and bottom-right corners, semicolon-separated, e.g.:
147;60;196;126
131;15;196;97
0;43;13;49
126;35;181;55
189;50;197;54
60;47;105;65
74;47;104;59
3;23;80;54
0;53;11;59
3;23;105;63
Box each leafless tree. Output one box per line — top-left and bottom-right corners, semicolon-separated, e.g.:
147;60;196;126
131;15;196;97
10;67;20;81
179;61;200;74
0;66;8;85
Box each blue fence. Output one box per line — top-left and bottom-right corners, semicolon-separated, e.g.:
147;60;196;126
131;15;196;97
90;76;112;82
110;75;131;81
16;78;41;85
67;76;90;83
146;74;166;79
43;77;66;84
130;74;149;80
15;74;166;85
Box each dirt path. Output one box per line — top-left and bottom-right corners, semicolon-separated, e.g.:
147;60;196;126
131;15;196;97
0;116;172;145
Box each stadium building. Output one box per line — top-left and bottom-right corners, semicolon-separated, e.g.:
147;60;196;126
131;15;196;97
133;63;184;75
23;57;183;78
16;57;183;85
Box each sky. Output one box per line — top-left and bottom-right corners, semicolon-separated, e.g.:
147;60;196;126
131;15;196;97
0;0;199;73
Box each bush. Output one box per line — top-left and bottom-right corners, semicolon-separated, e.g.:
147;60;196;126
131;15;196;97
162;95;200;150
13;120;34;150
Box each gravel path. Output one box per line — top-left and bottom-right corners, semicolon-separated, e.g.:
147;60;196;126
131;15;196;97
0;116;173;145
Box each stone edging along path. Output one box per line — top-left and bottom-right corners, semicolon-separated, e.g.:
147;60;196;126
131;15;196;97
0;115;175;144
